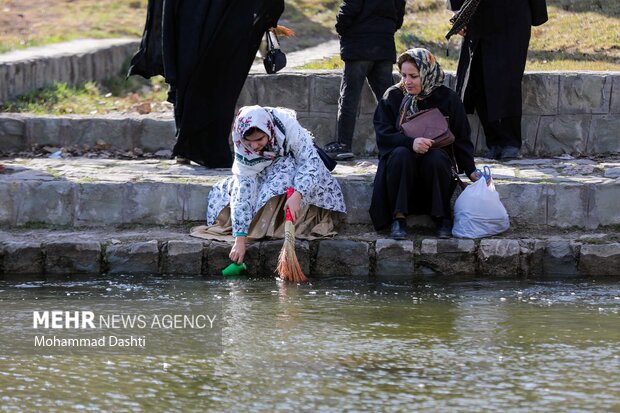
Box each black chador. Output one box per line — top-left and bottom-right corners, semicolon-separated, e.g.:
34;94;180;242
129;0;284;168
451;0;547;152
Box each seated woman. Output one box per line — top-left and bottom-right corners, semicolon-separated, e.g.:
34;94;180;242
199;105;346;263
369;48;481;239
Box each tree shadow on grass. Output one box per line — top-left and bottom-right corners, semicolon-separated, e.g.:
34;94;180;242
527;48;620;65
548;0;620;18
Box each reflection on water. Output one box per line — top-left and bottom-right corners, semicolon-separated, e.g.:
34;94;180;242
1;277;619;412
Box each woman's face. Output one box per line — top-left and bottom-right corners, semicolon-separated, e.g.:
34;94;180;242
400;61;422;95
243;129;270;152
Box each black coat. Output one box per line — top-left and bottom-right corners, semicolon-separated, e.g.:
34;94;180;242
128;0;284;168
336;0;406;62
369;85;476;230
453;0;547;122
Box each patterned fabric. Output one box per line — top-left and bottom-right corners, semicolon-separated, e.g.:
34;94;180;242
445;0;481;40
399;48;446;116
207;106;346;236
231;105;287;176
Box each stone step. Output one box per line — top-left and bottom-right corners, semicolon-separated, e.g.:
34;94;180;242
0;157;618;230
0;227;617;279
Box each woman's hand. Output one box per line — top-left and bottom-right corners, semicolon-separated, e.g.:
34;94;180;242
413;138;434;155
271;25;295;37
283;190;302;222
469;170;482;182
229;236;247;264
470;170;492;185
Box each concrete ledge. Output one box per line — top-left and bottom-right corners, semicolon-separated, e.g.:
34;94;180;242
0;39;140;104
0;229;617;278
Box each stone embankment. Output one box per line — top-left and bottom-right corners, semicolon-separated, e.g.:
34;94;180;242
0;227;618;279
0;42;618;278
0;158;618;278
0;38;139;104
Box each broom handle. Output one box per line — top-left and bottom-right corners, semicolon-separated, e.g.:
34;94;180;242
285;187;294;222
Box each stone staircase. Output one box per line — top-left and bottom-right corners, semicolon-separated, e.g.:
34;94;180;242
0;44;618;278
0;156;618;279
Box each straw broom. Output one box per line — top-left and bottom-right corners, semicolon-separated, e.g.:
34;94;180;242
276;187;308;283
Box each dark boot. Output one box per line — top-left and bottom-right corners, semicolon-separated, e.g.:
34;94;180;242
485;146;502;160
500;146;521;160
390;219;407;240
435;218;453;239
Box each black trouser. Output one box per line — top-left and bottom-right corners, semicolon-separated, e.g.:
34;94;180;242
385;147;455;219
337;60;394;149
470;47;522;149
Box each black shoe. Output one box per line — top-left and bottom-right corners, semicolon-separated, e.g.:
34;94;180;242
500;146;521;160
435;218;453;239
485;146;502;160
324;141;354;161
390;219;408;240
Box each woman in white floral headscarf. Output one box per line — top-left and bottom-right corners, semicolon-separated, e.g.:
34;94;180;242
199;105;346;264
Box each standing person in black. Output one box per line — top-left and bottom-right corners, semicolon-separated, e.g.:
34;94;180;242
128;0;285;168
450;0;548;160
324;0;406;161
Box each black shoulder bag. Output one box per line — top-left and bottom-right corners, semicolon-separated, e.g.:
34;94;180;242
263;31;287;74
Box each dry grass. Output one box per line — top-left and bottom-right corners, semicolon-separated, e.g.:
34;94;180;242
2;0;617;69
300;0;620;71
0;0;147;53
2;0;618;114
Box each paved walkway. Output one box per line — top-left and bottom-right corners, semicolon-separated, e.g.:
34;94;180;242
0;38;138;63
2;156;618;184
0;156;618;230
250;39;340;73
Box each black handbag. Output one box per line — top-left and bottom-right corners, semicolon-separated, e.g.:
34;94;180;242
314;143;337;172
263;31;287;74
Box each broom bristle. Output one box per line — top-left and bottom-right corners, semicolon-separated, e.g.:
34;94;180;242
276;220;308;282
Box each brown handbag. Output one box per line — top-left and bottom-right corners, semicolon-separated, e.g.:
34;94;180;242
399;108;455;149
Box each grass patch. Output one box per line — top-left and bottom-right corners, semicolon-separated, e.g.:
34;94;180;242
16;221;69;230
295;0;620;71
45;167;62;179
1;72;168;115
77;177;96;183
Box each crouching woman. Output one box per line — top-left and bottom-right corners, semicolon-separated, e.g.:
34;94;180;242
370;48;481;239
202;105;346;263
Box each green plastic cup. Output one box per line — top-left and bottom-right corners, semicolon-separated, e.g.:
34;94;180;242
222;262;247;276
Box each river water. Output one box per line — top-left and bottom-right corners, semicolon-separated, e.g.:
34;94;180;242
1;277;619;412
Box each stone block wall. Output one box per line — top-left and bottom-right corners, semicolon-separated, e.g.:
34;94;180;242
238;71;620;157
1;71;618;157
0;113;176;154
0;38;140;104
1;235;618;278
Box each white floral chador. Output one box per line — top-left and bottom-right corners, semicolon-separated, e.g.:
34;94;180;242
206;105;346;236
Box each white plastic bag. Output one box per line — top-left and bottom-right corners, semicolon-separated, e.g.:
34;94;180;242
452;177;510;238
